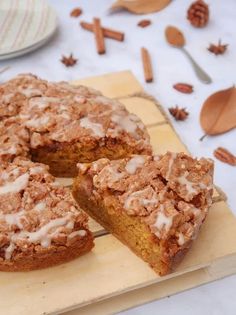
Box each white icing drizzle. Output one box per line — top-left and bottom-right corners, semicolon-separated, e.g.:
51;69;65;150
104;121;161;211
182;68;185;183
166;153;177;180
199;182;207;189
94;95;122;109
29;97;59;109
19;113;30;120
0;173;29;195
178;171;197;195
33;201;46;212
5;243;15;260
25;116;50;128
18;87;42;98
60;112;70;120
108;167;124;182
68;230;87;238
74;95;86;104
1;167;20;181
93;164;125;188
94;95;113;106
80;117;105;137
154;205;173;236
77;163;89;174
192;207;201;217
2;210;25;229
154;155;160;161
124;188;158;210
108;169;124;182
2;93;14;103
177;232;185;246
29;166;44;175
0;145;17;156
111;114;137;134
66;221;74;229
125;156;145;174
11;168;20;176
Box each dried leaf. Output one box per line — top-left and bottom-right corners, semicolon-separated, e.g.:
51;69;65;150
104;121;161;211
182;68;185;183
173;83;193;94
110;0;171;14
214;147;236;166
200;86;236;139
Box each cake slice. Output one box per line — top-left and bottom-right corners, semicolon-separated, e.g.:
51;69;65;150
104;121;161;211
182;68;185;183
0;157;94;271
73;152;214;275
0;74;151;177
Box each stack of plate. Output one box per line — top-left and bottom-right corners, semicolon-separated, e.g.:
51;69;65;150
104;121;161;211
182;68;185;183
0;0;57;60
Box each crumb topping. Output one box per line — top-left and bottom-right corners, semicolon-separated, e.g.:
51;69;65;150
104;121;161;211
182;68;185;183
0;157;88;261
0;74;151;162
0;118;30;162
79;152;214;244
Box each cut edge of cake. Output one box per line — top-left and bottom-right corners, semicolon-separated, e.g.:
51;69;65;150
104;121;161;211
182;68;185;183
72;152;214;275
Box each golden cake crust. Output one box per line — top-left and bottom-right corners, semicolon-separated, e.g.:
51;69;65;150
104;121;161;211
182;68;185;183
73;152;214;275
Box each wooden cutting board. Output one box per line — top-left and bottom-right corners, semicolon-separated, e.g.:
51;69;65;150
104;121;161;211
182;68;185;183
1;71;235;315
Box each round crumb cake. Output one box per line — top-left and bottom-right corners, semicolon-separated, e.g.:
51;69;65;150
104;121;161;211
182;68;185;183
0;73;151;271
0;157;94;271
0;74;151;176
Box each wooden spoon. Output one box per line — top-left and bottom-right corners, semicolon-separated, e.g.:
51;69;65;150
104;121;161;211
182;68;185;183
165;26;212;84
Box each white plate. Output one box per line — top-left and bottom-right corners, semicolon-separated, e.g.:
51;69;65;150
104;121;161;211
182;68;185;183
0;0;57;60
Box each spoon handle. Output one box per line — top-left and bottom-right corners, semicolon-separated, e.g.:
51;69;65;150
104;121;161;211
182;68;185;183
181;48;212;84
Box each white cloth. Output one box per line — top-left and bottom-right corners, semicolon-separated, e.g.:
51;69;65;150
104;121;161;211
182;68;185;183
0;0;235;314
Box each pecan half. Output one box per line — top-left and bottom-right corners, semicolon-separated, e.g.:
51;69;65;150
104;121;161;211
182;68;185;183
70;8;82;18
173;83;193;94
214;147;236;166
138;20;151;28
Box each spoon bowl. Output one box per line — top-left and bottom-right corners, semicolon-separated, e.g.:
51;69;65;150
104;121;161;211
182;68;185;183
165;26;185;47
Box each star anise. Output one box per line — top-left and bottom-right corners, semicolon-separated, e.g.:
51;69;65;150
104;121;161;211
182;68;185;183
70;8;82;18
61;54;77;67
168;106;189;121
208;40;228;55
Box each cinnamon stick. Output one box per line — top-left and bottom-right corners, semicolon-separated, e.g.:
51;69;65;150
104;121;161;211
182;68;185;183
93;18;105;54
80;21;124;42
141;47;153;83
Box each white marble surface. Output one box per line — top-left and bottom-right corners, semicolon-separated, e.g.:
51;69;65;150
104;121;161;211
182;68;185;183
0;0;236;314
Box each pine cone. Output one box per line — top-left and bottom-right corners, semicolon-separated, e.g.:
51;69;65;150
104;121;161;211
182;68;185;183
187;0;209;28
